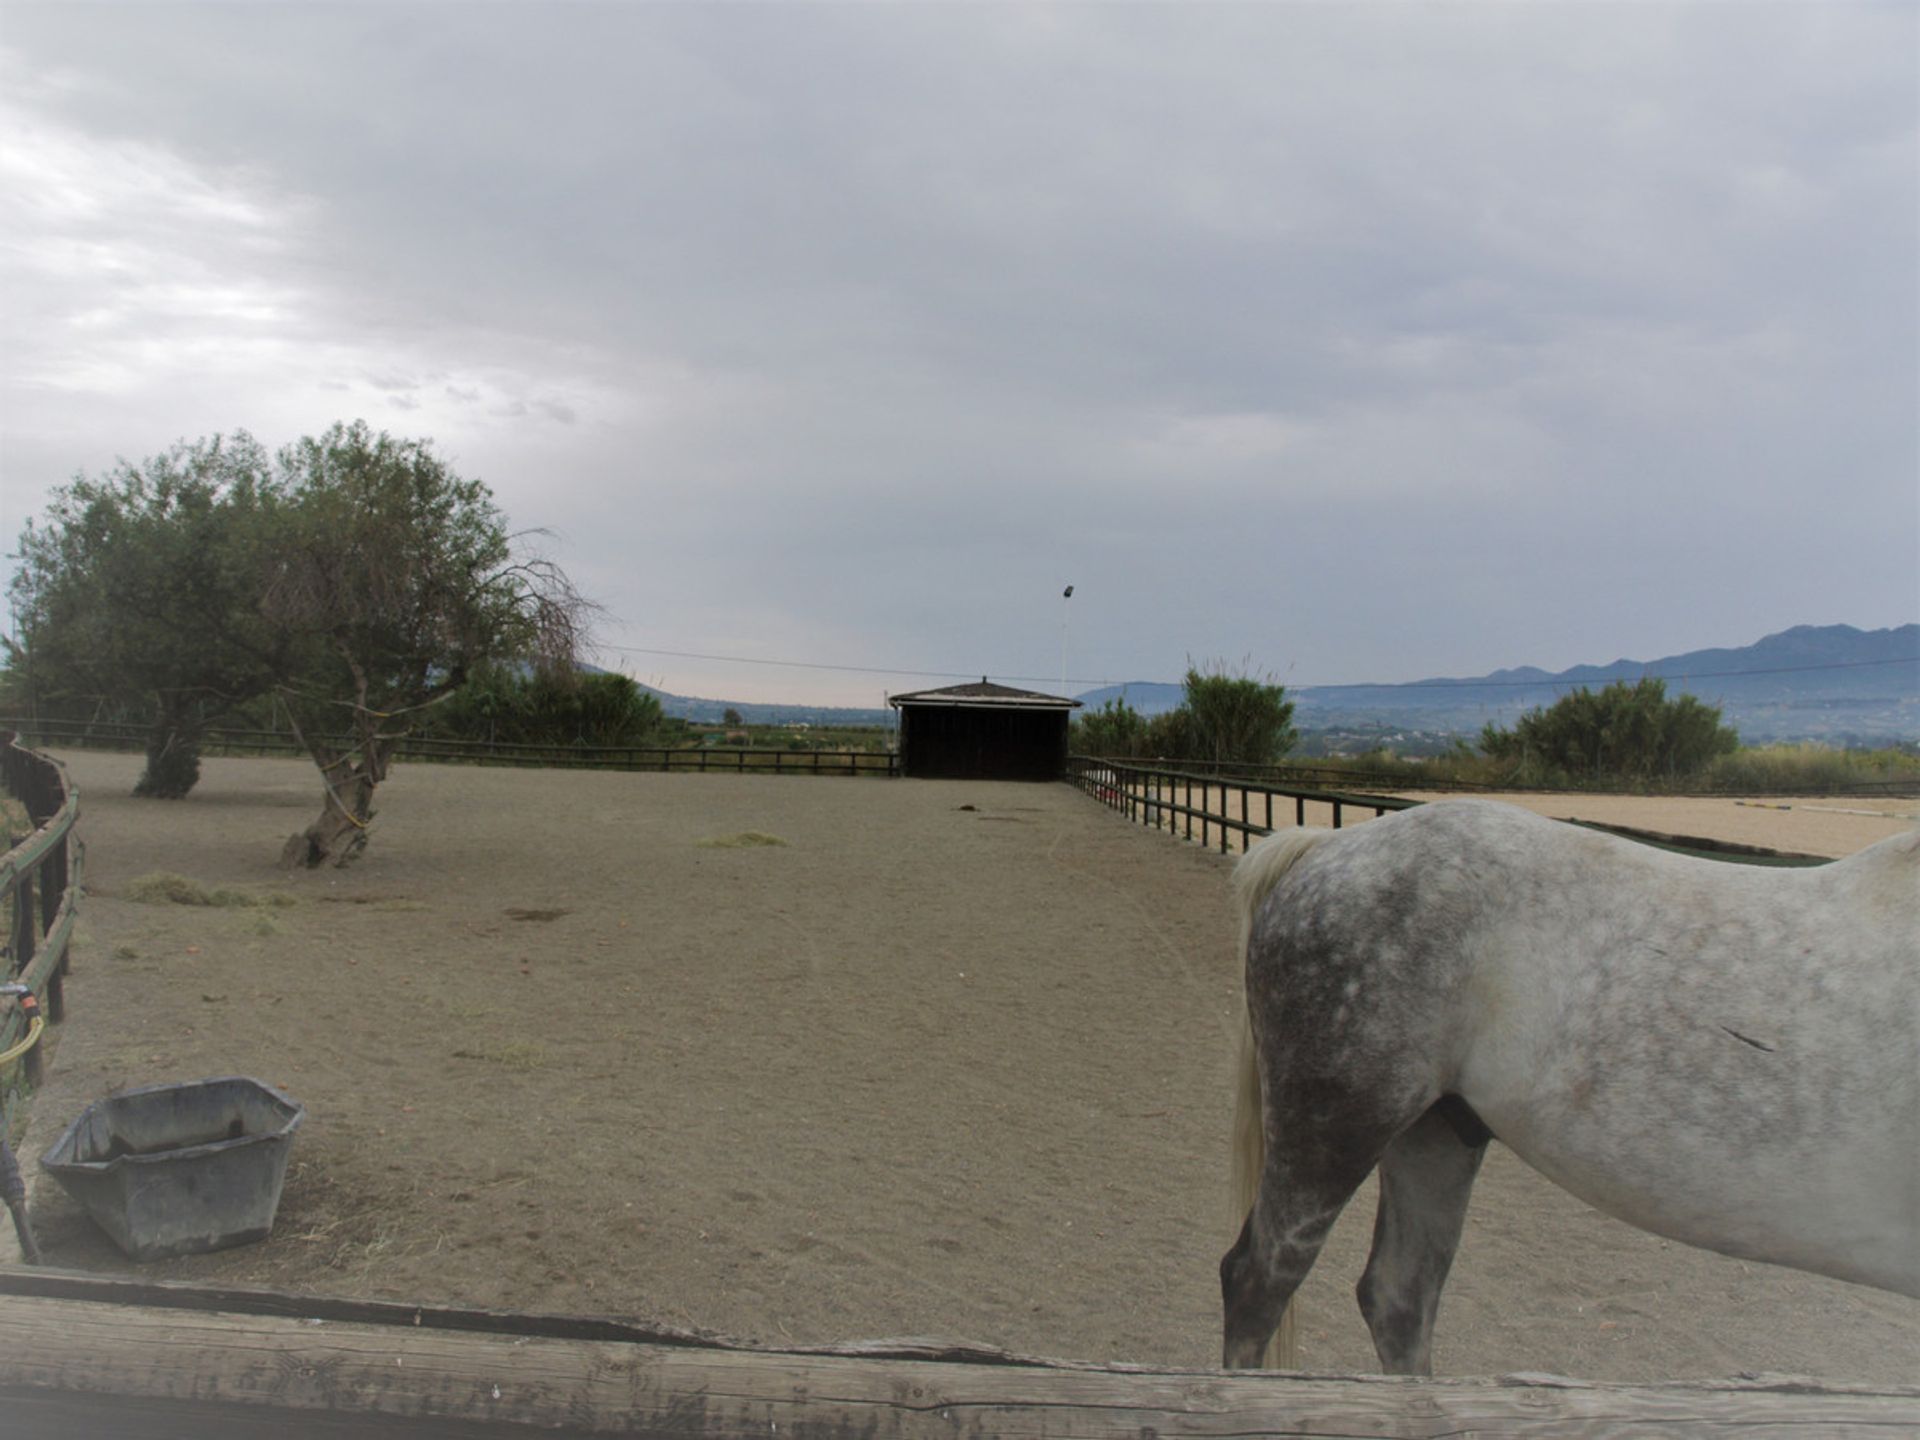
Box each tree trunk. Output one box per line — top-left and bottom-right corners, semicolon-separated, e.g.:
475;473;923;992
281;728;393;869
133;705;204;799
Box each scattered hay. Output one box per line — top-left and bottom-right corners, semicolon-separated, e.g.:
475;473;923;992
125;872;214;905
695;832;788;849
124;872;298;908
451;1041;548;1070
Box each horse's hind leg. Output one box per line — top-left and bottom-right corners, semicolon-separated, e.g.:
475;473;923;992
1355;1098;1489;1375
1220;1139;1388;1368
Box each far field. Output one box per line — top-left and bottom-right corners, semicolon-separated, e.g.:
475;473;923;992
15;752;1918;1381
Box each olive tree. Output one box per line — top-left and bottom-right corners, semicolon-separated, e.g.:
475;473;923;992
7;435;285;797
11;422;596;863
263;422;594;867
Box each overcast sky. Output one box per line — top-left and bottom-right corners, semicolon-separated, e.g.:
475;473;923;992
3;2;1914;707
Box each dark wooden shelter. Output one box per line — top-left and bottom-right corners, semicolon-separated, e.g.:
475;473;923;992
888;681;1080;781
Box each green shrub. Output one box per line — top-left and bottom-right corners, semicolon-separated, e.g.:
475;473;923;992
1169;662;1297;766
428;664;662;747
1480;679;1738;784
1072;698;1150;757
1143;705;1194;759
1706;743;1920;794
1076;664;1297;768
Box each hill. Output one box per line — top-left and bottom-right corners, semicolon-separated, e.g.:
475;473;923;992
1075;624;1919;747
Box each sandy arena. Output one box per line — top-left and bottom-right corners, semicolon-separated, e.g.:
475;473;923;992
13;751;1918;1381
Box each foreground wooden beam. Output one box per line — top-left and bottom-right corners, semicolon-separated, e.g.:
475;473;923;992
1;1269;1913;1437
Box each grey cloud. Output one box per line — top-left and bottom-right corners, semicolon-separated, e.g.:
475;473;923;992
1;3;1912;699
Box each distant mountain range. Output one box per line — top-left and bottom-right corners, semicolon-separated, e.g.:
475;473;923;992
638;623;1918;746
636;685;899;729
1078;623;1919;747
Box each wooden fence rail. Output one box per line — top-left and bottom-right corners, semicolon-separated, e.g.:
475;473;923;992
1104;754;1499;793
1066;756;1835;868
0;717;898;778
1068;752;1920;801
0;730;82;1264
0;731;81;1104
1067;756;1415;855
0;1270;1913;1437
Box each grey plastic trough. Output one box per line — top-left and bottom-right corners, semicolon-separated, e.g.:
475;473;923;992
40;1076;304;1261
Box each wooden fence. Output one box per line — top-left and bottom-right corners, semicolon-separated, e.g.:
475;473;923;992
1066;756;1834;867
0;717;898;777
1101;754;1498;794
1;1269;1913;1437
1071;753;1920;801
0;732;80;1101
1068;756;1415;855
0;731;81;1265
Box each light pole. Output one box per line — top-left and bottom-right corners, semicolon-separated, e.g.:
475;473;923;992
1061;584;1073;697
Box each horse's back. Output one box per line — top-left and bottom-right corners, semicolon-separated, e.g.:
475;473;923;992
1242;801;1920;1297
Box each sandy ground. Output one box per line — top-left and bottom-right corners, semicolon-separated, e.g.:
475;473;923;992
1392;790;1917;859
10;751;1918;1383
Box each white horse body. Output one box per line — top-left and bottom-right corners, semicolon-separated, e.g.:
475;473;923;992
1446;821;1918;1294
1221;799;1918;1373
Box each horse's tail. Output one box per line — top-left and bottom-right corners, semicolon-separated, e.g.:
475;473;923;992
1228;828;1329;1369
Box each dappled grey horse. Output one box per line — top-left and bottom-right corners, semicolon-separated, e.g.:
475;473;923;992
1220;799;1918;1374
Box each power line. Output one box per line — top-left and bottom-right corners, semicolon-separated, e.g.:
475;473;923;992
1305;655;1917;692
598;642;1916;694
598;645;1054;685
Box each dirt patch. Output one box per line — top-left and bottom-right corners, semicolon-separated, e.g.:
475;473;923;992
14;752;1917;1382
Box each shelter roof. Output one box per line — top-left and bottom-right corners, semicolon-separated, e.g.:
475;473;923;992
888;680;1081;710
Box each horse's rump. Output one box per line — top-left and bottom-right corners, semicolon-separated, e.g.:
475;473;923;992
1224;801;1919;1372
